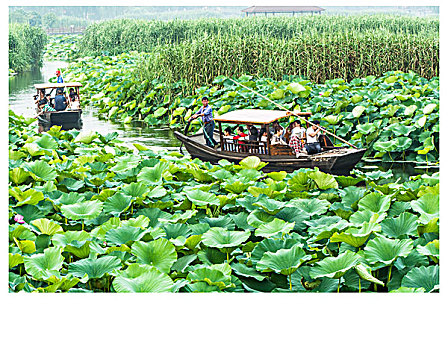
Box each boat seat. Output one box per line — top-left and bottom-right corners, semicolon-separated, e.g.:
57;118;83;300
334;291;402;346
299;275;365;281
270;144;295;156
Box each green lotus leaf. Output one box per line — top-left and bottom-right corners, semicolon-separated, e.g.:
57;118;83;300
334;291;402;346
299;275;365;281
335;175;363;188
381;212;419;238
131;238;177;273
270;89;285;100
310;250;360;279
252;196;285;215
354;264;385;286
202;227;250;250
103;192;133;217
61;200;103;221
404;105;417;117
187;266;233;290
416;240;439;262
257;245;311;276
52;230;91;248
22;142;45;156
106;226;145;246
251;238;300;263
231;263;265;281
351;105;365;118
364;236;413;266
146;186;167;199
31;218;64;236
389;286;425;293
124;215;150;229
247;209;275;228
356;123;376;135
330;220;378;248
255;218;295;238
185;189;219;207
74;130;97;144
410;193;439;224
15;238;36;254
59;178;85;191
9;253;24;269
358;192;391;214
288;198;331;217
36;134;58;150
287;82;306;94
9;187;44;207
121;182;148;198
224;181;250;194
110;154;142;173
339;186;365;209
388;201;412;216
422;103;437;115
373;139;397;152
308;171;338;190
349;209;386;226
23;247;64;280
137;162;169;184
267;171;287;181
113;264;174;293
288;172;310;191
9;167;30;185
401;265;439;292
154;107;167;118
68;255;122;279
171;254;198;273
239;156;266;170
163;223;191;239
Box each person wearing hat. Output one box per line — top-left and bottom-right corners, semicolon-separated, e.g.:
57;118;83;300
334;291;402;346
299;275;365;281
55;70;64;84
189;96;217;148
305;120;323;155
54;88;67;111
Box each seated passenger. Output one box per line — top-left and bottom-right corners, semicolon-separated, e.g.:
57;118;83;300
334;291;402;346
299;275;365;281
233;126;248;143
288;121;307;157
54;88;67;111
69;96;80;110
305;120;323;155
36;100;56;133
271;125;287;145
272;121;286;141
248;125;259;141
223;126;233;139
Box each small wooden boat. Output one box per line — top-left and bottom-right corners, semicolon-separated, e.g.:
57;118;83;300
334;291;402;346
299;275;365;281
175;109;366;175
34;82;83;131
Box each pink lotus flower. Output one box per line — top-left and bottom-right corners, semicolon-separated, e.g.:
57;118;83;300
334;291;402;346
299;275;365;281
14;214;25;224
319;92;324;96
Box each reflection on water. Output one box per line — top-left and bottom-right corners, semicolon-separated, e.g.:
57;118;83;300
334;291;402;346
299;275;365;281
8;61;439;178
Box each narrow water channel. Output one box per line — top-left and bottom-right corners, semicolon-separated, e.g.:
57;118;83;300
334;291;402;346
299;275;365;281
9;61;437;179
8;60;181;151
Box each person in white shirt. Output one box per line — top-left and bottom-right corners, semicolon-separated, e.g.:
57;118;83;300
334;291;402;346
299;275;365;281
305;120;322;155
271;125;287;145
288;121;306;157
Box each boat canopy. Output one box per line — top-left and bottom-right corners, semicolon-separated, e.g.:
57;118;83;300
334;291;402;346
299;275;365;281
214;109;311;125
34;82;83;89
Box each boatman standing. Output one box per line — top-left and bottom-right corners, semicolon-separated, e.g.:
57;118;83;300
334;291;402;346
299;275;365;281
189;96;217;148
55;70;64;83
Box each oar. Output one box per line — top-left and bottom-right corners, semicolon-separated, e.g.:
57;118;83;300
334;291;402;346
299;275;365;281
227;77;358;149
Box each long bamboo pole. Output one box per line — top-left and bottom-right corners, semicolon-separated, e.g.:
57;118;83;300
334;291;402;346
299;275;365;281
227;77;358;149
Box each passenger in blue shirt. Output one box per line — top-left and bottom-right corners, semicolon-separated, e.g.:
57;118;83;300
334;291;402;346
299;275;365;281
189;97;217;148
55;70;64;84
54;88;67;111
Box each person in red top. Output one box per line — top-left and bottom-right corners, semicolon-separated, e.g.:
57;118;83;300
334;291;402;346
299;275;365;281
233;125;248;152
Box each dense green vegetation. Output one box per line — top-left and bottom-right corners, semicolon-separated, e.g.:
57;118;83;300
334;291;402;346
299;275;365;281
63;52;439;163
8;111;439;293
43;35;81;61
9;23;48;72
77;16;439;84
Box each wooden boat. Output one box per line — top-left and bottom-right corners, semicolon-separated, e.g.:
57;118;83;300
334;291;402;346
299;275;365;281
175;109;366;175
34;82;83;131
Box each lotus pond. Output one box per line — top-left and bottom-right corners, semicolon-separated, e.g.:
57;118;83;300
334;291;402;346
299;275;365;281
62;52;439;164
9;110;439;293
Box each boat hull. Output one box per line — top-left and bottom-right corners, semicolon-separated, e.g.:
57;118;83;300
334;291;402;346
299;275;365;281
174;131;365;175
40;110;83;131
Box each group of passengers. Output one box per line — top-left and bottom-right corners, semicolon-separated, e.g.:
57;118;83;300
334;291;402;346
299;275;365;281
36;87;80;114
222;120;324;156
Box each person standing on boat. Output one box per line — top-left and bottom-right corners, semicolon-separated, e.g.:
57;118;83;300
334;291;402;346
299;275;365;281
189;97;217;148
55;70;64;84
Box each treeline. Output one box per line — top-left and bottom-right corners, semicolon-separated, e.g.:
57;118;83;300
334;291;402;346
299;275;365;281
9;24;47;72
